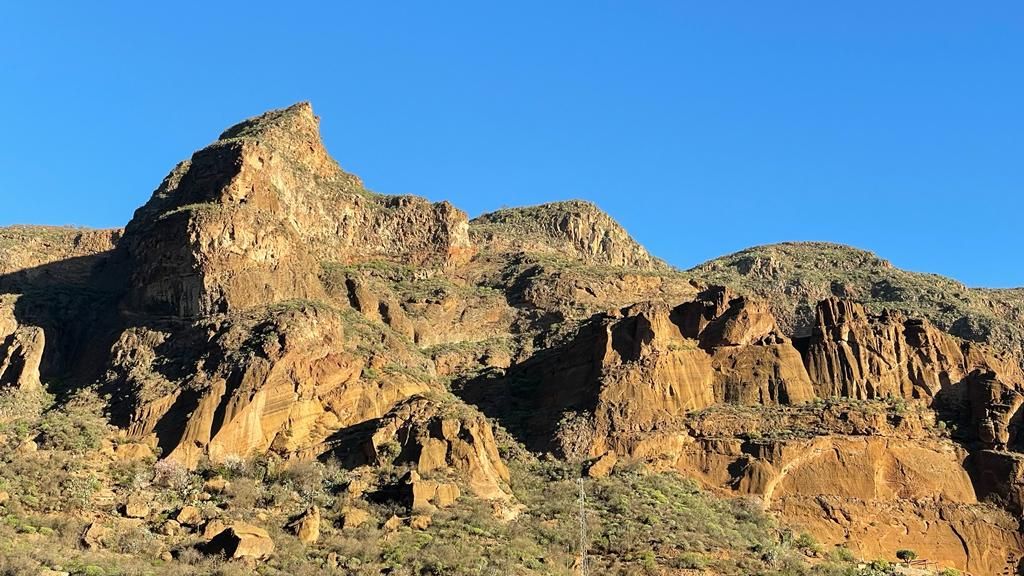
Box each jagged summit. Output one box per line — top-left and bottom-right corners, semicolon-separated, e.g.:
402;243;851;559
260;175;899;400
121;102;472;318
218;101;317;140
471;199;665;270
215;101;346;183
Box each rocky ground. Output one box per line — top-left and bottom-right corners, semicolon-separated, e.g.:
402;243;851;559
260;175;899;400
0;102;1020;576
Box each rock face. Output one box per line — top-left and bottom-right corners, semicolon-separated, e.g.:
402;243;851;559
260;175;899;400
0;296;44;390
91;105;490;466
804;298;1004;400
359;397;513;504
6;102;1024;574
460;286;1024;572
471;200;663;270
469;288;815;458
121;102;472;319
110;304;431;467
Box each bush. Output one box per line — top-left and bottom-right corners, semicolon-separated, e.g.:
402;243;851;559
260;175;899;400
37;392;108;453
794;532;822;555
829;545;855;562
896;549;916;564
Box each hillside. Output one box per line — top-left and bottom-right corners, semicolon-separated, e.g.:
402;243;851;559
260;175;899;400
1;103;1022;576
689;242;1024;365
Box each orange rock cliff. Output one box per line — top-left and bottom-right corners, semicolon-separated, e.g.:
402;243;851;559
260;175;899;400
2;102;1024;574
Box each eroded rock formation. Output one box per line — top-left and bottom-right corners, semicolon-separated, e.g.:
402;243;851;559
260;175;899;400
3;102;1024;573
363;397;514;506
121;102;472;318
0;296;44;390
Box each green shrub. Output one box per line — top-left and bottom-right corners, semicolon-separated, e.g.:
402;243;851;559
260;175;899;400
896;548;917;564
829;545;855;562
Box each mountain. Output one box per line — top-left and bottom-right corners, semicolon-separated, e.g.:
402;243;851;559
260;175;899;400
690;242;1024;366
1;103;1022;576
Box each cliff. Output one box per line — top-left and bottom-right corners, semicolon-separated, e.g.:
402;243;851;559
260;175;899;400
2;102;1023;575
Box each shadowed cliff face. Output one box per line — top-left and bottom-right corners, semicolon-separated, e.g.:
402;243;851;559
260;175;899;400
3;102;1024;574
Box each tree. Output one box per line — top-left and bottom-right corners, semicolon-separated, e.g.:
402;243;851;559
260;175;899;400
896;549;917;566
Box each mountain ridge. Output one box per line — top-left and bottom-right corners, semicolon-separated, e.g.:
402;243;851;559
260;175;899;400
1;102;1023;575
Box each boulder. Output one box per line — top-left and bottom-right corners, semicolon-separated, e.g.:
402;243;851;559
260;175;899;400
203;476;230;494
123;493;150;519
176;505;203;527
402;470;462;511
205;522;275;560
82;522;109;549
341;507;370;530
382;515;404;532
410;514;432;530
113;442;154;461
0;319;44;387
202;519;227;540
159;519;181;536
586;452;618;478
288;506;321;544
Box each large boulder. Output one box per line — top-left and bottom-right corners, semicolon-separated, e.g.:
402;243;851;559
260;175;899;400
204;522;275;560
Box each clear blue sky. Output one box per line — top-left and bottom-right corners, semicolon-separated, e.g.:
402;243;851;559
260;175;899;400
2;2;1022;287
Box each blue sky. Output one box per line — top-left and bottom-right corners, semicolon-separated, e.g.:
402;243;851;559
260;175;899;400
2;2;1022;286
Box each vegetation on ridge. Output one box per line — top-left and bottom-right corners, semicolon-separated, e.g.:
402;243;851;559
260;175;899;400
689;241;1024;362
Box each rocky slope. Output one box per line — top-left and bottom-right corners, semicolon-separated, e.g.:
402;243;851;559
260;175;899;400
690;242;1024;367
0;102;1022;575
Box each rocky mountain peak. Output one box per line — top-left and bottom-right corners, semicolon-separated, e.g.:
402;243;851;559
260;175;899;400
5;102;1024;575
215;101;343;182
218;101;315;140
120;103;471;318
471;200;663;270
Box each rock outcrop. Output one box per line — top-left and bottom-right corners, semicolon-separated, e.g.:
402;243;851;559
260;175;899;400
0;226;120;278
121;102;472;318
204;522;275;560
471;200;663;270
110;304;431;467
471;288;815;458
361;397;514;505
690;242;1024;369
288;506;321;544
6;102;1024;574
0;296;44;390
804;298;997;400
